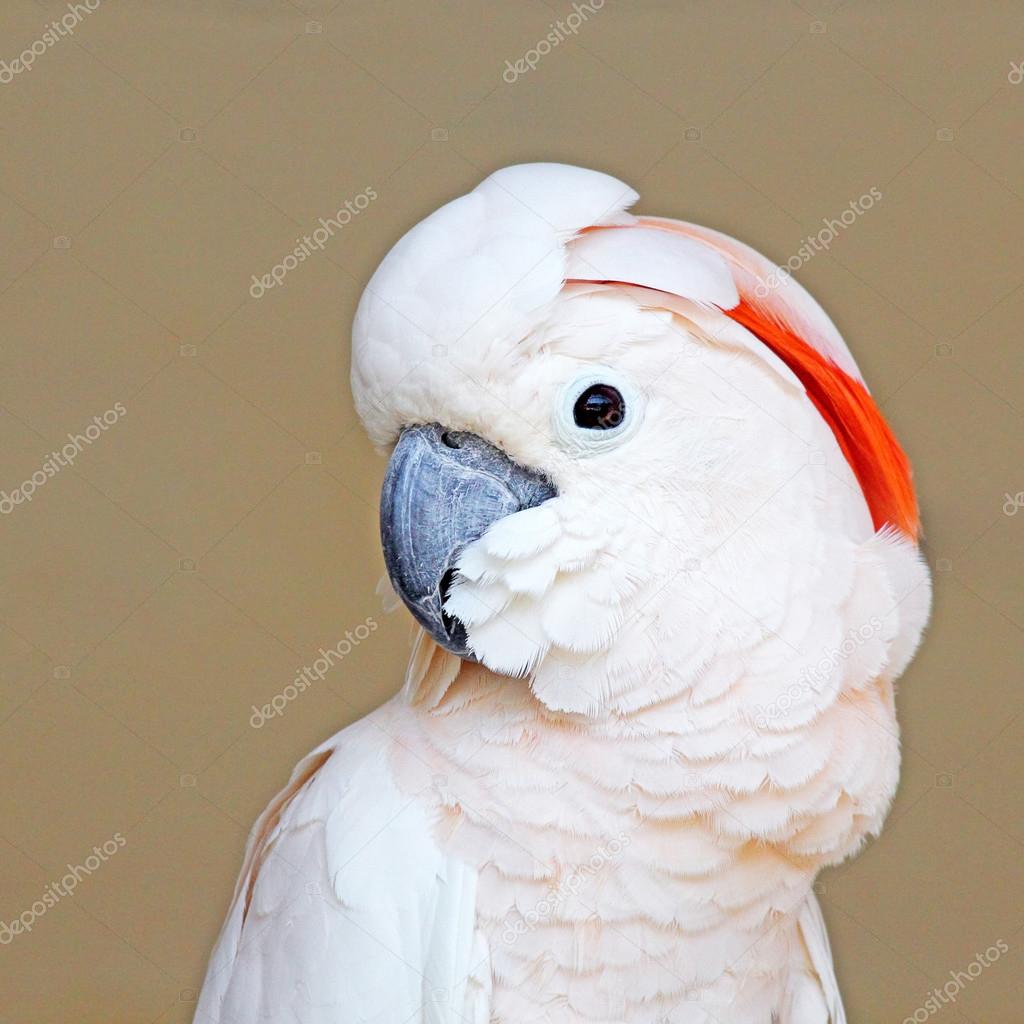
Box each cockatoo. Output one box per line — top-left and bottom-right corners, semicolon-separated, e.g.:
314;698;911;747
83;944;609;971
196;163;931;1024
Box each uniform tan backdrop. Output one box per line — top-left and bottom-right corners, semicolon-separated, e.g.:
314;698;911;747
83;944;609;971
1;1;1022;1021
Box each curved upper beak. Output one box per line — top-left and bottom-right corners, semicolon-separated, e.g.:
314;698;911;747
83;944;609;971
380;424;556;658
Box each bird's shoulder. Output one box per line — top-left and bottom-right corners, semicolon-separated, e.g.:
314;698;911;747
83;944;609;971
195;699;488;1024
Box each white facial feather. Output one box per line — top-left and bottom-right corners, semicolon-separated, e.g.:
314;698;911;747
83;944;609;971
371;287;893;723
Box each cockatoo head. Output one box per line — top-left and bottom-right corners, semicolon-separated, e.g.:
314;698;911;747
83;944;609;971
352;164;929;716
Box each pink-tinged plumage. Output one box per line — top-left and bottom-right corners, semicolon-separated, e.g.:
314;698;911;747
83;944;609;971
196;164;931;1024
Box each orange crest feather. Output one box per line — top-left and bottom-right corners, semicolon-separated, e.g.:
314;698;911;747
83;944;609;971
724;298;920;540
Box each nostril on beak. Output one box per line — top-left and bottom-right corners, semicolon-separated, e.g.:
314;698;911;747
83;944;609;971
440;431;461;449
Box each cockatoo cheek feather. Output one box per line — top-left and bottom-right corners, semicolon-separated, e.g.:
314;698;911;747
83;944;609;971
427;292;890;719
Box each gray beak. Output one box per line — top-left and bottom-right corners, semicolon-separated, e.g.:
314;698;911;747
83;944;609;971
380;424;556;658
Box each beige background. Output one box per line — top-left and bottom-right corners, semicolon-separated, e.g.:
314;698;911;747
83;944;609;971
1;1;1022;1021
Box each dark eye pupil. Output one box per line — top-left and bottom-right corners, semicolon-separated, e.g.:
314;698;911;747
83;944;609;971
573;384;625;430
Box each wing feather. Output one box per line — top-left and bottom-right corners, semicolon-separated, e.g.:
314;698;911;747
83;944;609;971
782;894;847;1024
194;703;486;1024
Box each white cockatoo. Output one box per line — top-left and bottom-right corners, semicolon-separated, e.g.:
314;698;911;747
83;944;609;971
196;163;931;1024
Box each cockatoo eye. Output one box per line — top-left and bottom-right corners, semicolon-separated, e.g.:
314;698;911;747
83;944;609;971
573;384;625;430
554;368;642;455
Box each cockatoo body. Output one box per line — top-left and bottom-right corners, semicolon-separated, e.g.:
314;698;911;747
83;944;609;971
196;164;931;1023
